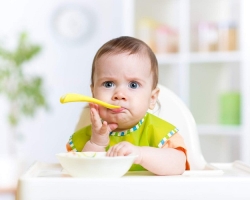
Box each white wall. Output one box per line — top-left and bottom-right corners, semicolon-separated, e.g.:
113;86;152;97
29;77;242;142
0;0;123;167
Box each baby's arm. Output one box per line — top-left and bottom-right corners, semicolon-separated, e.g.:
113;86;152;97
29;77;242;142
107;141;186;175
137;146;186;175
82;103;118;152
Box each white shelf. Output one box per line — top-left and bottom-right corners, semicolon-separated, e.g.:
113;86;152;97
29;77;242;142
156;54;181;65
198;124;241;136
156;52;241;65
189;52;241;63
122;0;250;164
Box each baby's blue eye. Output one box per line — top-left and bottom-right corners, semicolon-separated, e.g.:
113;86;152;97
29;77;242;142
103;81;114;88
129;81;139;89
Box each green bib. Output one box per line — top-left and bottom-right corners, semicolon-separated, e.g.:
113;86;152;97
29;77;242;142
68;113;178;171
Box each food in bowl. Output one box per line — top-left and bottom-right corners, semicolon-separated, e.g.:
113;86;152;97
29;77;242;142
56;152;138;178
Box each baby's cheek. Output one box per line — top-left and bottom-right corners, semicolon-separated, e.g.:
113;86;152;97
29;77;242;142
98;108;107;119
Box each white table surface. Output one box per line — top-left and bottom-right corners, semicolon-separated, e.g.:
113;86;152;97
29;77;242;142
16;161;250;200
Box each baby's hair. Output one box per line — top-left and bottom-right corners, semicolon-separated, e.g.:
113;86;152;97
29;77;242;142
91;36;158;89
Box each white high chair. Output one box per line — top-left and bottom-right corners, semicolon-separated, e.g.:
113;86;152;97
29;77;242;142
16;84;250;200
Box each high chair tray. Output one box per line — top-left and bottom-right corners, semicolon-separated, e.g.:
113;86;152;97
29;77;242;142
16;161;250;200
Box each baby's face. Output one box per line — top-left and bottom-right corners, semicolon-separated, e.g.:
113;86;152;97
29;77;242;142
91;52;159;131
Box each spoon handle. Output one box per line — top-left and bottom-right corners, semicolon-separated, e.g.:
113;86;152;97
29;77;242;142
60;93;120;109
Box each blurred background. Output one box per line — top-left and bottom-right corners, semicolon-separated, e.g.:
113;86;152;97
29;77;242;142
0;0;250;199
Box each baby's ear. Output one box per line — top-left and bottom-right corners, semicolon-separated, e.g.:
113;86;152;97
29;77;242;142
149;87;160;110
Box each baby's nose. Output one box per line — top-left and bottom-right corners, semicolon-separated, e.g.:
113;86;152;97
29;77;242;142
112;91;126;100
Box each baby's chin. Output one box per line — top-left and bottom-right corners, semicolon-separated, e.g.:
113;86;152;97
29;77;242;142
113;125;131;132
114;120;140;132
101;112;143;130
101;118;131;131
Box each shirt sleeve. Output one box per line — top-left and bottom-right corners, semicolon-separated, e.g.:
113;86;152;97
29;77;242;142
162;132;190;170
66;142;72;151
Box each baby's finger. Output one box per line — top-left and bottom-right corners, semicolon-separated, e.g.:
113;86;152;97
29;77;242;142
109;123;118;131
99;121;109;135
90;107;102;128
89;103;99;111
108;143;126;157
107;145;119;157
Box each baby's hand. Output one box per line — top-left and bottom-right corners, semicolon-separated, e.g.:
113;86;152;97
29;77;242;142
106;141;141;164
89;103;118;146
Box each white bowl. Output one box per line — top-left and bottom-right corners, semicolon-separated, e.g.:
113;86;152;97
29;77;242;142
56;152;138;178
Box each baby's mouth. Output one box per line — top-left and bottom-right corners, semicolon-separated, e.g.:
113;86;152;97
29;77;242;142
110;107;125;113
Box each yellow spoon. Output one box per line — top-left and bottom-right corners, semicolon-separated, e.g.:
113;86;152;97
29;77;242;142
60;93;121;109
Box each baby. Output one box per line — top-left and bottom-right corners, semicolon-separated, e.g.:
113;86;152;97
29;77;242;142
66;36;189;175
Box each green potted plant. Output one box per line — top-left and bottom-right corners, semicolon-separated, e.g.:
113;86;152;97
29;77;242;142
0;32;49;188
0;32;49;153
